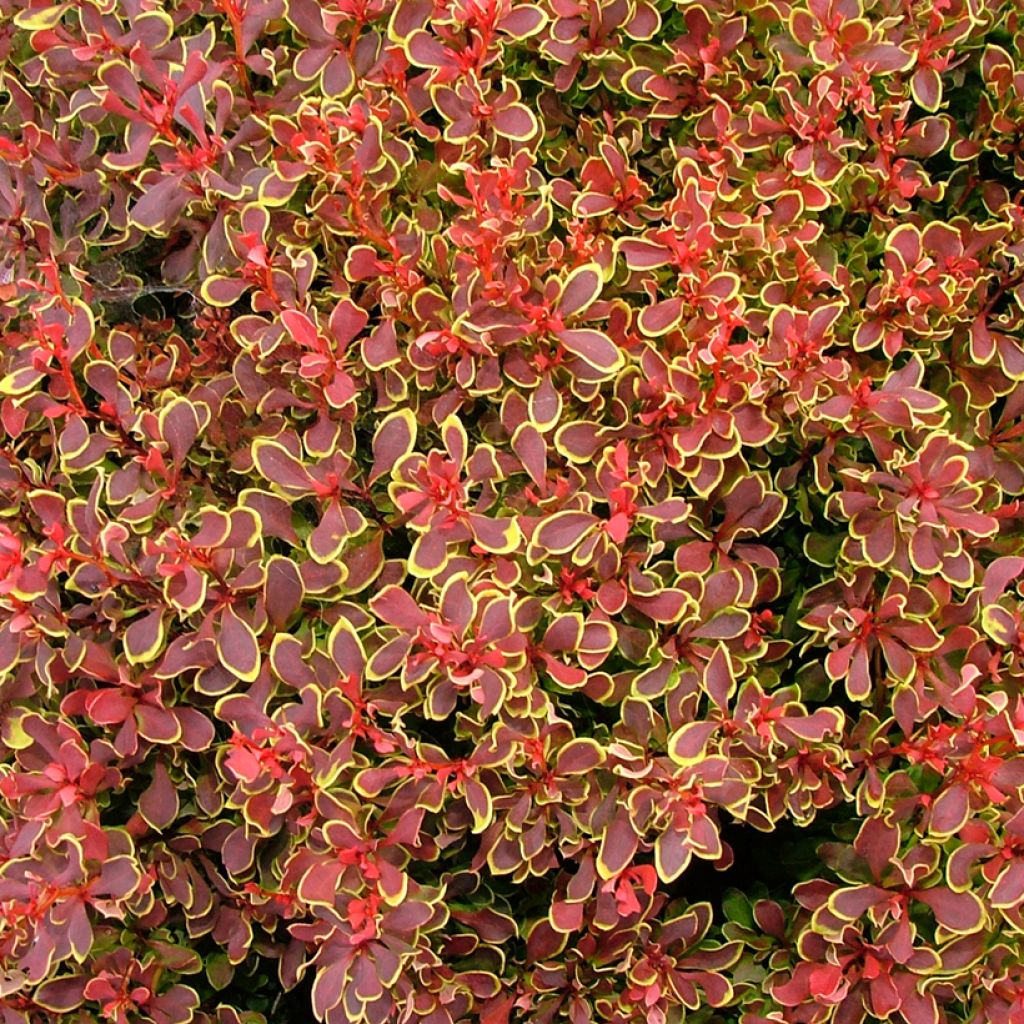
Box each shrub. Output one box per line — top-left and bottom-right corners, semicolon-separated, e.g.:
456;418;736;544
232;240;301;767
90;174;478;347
2;1;1024;1023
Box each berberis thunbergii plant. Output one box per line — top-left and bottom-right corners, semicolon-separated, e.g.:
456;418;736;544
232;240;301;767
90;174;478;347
2;0;1024;1022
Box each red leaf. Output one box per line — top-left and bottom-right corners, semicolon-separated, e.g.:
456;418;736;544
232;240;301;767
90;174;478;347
370;410;417;484
252;440;315;495
281;308;320;349
598;813;639;879
914;886;984;933
217;605;261;682
557;328;623;374
533;511;597;554
554;738;604;775
139;759;179;830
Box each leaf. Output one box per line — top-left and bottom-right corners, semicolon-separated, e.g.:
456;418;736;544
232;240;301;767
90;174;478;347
264;555;304;630
160;398;202;468
655;828;693;883
557;328;624;374
280;308;320;348
0;366;46;396
532;510;596;554
929;783;970;837
165;564;207;615
638;297;683;336
14;3;69;29
409;529;448;577
130;174;192;231
668;721;718;764
492;103;538;140
990;859;1024;908
124;609;166;665
217;605;261;682
370;409;418;483
528;375;562;431
464;776;493;832
363;320;400;369
554;738;605;775
854;816;899;879
370;585;424;629
469;514;520;554
441;414;469;467
558;263;603;318
135;704;182;745
524;918;568;962
915;886;985;933
501;4;546;37
206;954;234;991
34;976;86;1012
200;274;249;307
308;500;365;564
251;439;315;495
298;861;346;906
616;237;670;269
139;759;180;830
828;885;884;920
911;66;942;111
597;813;639;879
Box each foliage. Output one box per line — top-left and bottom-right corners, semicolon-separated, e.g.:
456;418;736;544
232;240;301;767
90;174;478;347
2;1;1024;1023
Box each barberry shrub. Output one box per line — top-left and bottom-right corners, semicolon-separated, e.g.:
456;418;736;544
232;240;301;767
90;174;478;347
2;0;1024;1023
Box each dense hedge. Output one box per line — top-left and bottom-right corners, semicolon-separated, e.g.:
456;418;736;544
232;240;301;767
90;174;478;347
2;1;1024;1023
